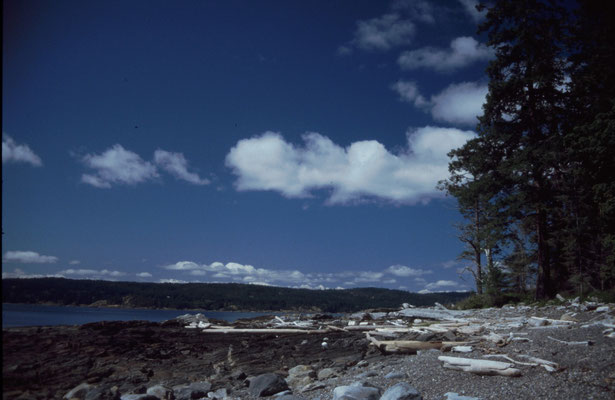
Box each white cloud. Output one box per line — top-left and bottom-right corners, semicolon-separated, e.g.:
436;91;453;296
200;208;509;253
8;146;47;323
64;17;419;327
69;260;81;265
2;133;42;166
136;272;152;278
398;36;493;72
385;264;431;277
353;13;416;51
161;261;201;270
153;150;209;185
159;278;188;284
392;81;487;126
457;0;485;22
81;144;158;188
2;269;64;279
226;128;475;204
430;82;488;125
391;0;435;24
424;280;461;290
59;268;126;277
3;251;58;264
390;81;429;108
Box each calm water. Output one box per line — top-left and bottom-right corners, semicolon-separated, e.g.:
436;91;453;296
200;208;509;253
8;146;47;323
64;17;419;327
2;303;274;328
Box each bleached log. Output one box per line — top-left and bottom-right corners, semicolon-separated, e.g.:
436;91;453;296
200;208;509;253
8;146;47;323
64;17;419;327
483;354;538;366
438;356;522;376
547;336;593;346
366;333;468;354
452;346;473;353
201;328;325;334
397;308;469;322
516;354;559;372
529;317;575;326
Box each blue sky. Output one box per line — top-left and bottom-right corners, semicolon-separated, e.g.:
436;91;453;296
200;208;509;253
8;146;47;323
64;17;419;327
2;0;491;293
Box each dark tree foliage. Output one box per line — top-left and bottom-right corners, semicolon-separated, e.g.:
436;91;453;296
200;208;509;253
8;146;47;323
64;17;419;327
441;0;615;300
1;278;470;312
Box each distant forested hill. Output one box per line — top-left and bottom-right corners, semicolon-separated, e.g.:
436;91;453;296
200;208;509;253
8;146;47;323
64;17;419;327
2;278;470;312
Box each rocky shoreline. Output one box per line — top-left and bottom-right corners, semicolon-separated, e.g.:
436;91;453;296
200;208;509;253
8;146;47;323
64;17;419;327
3;301;615;399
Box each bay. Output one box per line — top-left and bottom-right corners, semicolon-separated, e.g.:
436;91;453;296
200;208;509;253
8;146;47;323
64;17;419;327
2;303;273;328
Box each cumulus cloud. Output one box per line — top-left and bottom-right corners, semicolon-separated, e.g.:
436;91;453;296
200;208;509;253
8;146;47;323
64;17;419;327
3;251;58;264
424;280;461;291
136;272;153;278
59;268;126;277
430;82;488;125
226;128;475;204
457;0;485;22
352;13;416;51
2;133;42;166
160;260;455;292
154;150;209;185
69;260;81;265
2;268;64;279
390;81;429;108
398;36;493;72
385;265;432;277
392;81;487;126
159;278;188;284
81;144;158;188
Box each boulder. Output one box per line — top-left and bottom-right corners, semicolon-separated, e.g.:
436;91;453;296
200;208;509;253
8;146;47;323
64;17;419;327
380;383;422;400
287;365;315;387
146;385;173;400
332;382;380;400
384;372;406;379
172;382;212;400
317;368;338;380
248;373;289;397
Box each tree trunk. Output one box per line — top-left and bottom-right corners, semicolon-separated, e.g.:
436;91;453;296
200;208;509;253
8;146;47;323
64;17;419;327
474;200;483;294
535;208;551;299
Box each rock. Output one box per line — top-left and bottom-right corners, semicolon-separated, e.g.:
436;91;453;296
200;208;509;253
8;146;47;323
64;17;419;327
249;373;289;397
332;382;380;400
560;312;578;322
356;360;369;368
173;382;212;400
300;382;326;393
287;365;315;387
380;382;422;400
207;388;228;399
356;370;378;378
120;395;159;400
556;294;565;302
596;306;610;313
317;368;338;380
275;396;306;400
64;383;95;399
444;393;483;400
384;372;406;379
146;385;173;400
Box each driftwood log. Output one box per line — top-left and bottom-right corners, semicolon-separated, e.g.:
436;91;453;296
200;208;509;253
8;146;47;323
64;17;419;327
438;356;522;376
366;333;468;354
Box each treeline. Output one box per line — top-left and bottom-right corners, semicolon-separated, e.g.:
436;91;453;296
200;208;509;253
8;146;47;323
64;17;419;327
1;278;470;312
441;0;615;300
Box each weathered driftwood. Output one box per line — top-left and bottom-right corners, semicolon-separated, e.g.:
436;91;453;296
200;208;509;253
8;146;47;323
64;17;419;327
366;333;467;354
201;328;326;334
547;336;593;346
438;356;522;377
397;308;468;322
516;354;559;372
